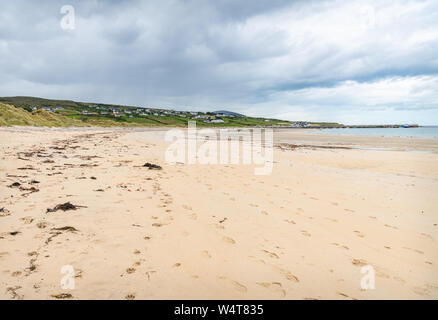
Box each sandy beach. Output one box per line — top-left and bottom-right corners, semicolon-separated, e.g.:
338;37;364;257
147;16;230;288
0;127;437;300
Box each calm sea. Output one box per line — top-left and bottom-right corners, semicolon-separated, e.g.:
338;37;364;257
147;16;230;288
310;126;438;138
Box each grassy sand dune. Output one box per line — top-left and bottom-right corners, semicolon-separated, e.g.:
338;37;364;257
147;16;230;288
0;102;86;127
0;102;151;128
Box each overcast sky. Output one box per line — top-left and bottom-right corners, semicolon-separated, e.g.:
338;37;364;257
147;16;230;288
1;0;437;124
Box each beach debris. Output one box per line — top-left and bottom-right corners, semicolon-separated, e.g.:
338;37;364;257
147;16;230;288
79;163;99;167
219;217;227;224
30;180;40;184
45;231;62;244
50;146;66;150
51;293;73;299
90;176;97;180
6;174;28;178
46;202;86;213
52;226;79;232
143;162;162;170
0;207;11;217
6;286;23;300
276;143;352;151
17;166;36;170
26;255;38;274
9;231;21;236
19;186;39;192
47;172;63;176
8;182;21;188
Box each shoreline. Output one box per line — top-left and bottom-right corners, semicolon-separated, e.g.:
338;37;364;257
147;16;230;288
2;126;438;152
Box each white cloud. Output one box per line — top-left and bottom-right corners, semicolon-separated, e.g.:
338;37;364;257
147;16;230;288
251;76;438;124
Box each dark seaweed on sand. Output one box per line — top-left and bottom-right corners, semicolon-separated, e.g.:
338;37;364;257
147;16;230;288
46;202;86;213
143;162;162;170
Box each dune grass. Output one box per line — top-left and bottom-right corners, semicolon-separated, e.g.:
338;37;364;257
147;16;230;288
0;102;87;127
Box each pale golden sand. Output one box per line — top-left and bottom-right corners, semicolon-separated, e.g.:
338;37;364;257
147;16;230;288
0;127;437;299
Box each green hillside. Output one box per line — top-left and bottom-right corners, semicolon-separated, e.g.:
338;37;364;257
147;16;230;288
0;96;343;128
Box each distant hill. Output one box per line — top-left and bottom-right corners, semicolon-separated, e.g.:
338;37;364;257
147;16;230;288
0;96;86;109
212;110;245;117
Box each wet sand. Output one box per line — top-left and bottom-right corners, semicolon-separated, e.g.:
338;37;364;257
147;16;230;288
0;127;437;299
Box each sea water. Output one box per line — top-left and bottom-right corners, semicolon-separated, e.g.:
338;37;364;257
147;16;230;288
310;126;438;138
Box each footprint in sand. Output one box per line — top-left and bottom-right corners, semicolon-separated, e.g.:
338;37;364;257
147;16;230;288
218;277;247;293
412;286;430;296
277;268;299;283
223;236;236;244
337;292;356;300
125;293;136;300
256;282;286;297
36;221;49;229
301;230;311;237
402;247;424;254
393;276;406;284
284;219;295;224
125;268;136;274
330;243;349;250
152;222;168;227
231;280;248;293
420;233;433;240
262;250;279;259
188;213;197;220
201;250;212;259
20;216;34;224
353;230;365;238
351;259;368;267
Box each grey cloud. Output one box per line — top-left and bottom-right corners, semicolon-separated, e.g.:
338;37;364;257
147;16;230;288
1;0;438;124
